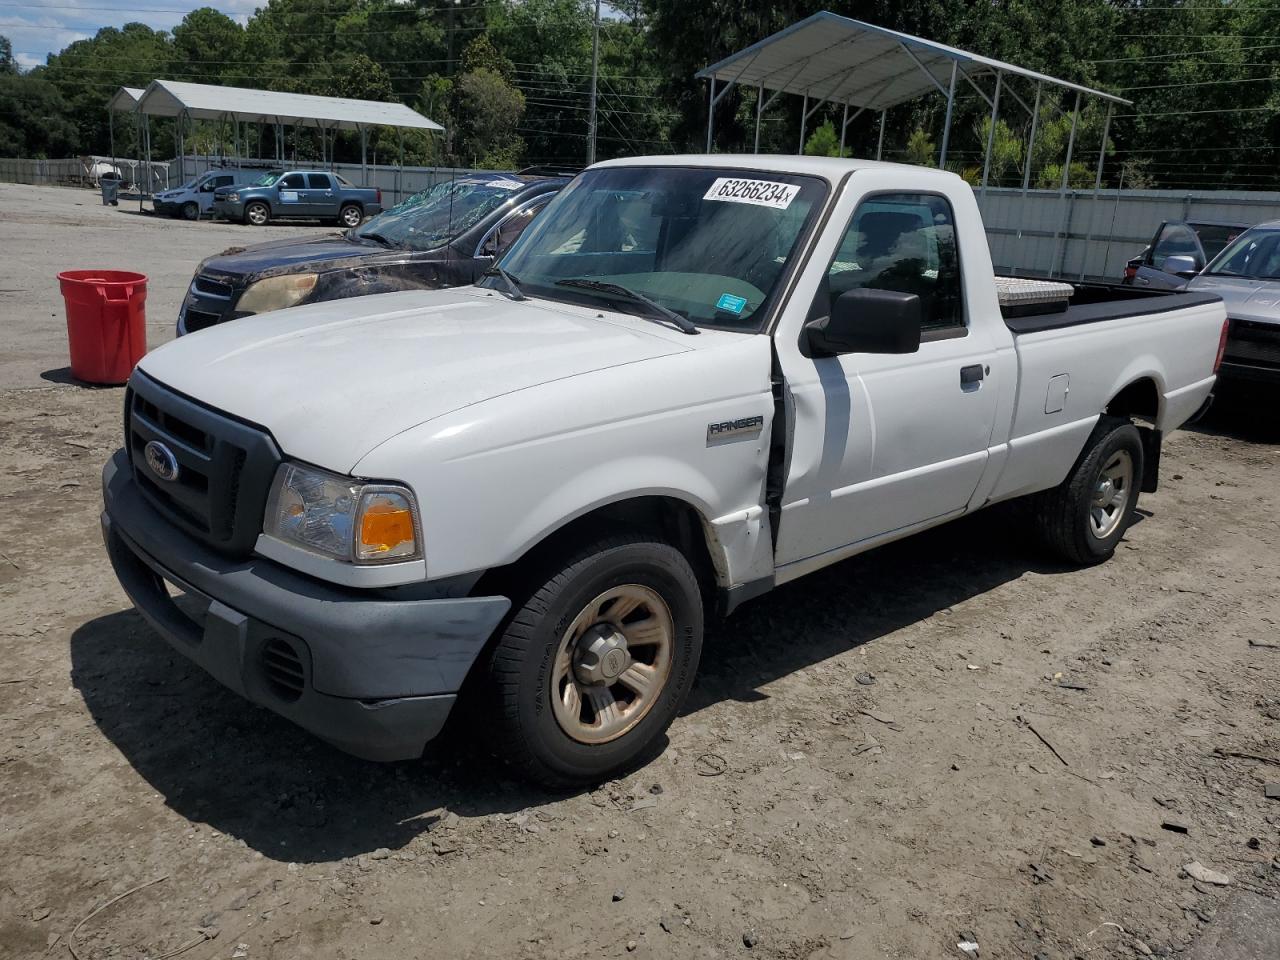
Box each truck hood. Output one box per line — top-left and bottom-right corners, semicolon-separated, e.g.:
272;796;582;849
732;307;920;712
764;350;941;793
1188;275;1280;325
199;235;404;278
136;288;692;472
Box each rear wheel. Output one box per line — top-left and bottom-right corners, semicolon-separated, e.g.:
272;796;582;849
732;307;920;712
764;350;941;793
245;202;270;226
1034;416;1144;565
339;204;363;228
488;534;703;788
181;201;199;221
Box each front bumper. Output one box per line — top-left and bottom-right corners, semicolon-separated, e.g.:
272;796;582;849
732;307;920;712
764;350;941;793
215;199;247;220
153;200;178;216
101;449;510;761
1220;320;1280;383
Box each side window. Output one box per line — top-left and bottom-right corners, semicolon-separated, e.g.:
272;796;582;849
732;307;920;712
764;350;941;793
307;173;331;190
280;173;305;189
1151;223;1200;268
1192;225;1239;264
823;192;963;332
215;176;233;188
486;198;549;257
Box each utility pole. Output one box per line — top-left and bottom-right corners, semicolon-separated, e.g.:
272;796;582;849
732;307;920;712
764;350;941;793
587;0;601;165
446;0;461;75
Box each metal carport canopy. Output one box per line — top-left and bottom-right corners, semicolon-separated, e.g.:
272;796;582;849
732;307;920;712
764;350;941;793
108;87;143;113
135;79;443;132
696;11;1131;194
696;11;1131;114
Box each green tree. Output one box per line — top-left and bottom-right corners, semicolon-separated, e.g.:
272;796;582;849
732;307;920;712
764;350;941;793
904;129;936;166
170;7;243;83
457;66;526;167
0;34;17;75
803;119;844;157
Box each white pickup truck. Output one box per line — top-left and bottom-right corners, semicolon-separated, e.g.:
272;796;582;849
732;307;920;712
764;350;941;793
102;155;1227;786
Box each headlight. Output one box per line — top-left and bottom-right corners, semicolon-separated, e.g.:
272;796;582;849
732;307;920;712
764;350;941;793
237;273;318;314
224;192;238;201
263;462;421;564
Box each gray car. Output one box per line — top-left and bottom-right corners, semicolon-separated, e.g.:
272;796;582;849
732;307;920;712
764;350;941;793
1187;221;1280;384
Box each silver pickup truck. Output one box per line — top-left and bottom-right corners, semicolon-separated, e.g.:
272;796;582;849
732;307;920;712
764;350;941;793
1183;221;1280;385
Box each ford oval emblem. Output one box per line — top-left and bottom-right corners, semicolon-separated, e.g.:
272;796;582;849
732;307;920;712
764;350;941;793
143;440;180;482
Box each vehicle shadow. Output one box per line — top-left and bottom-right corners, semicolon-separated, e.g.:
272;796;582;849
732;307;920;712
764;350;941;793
70;506;1066;863
1188;381;1280;443
687;507;1058;712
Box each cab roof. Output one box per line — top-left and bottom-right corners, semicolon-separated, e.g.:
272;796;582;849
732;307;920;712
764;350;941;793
591;153;964;188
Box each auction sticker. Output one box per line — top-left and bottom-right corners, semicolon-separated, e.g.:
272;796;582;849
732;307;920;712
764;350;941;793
703;177;799;210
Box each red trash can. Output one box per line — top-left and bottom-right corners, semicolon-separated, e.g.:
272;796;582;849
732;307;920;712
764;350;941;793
57;270;148;385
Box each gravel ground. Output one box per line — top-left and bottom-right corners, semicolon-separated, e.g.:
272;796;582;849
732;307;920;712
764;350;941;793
2;183;1279;960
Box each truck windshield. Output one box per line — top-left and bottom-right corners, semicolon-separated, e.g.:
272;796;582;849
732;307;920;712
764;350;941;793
492;166;827;331
253;171;284;187
1205;228;1280;280
354;177;529;251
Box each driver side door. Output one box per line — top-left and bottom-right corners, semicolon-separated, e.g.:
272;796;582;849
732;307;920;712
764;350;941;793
773;184;1002;574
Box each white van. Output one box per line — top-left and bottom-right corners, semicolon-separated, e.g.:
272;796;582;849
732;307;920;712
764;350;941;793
153;169;262;221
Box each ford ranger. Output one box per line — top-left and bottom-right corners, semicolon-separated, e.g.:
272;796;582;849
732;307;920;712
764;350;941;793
101;156;1227;787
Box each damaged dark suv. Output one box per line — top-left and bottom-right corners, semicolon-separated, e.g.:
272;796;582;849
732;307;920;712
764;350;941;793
177;171;570;336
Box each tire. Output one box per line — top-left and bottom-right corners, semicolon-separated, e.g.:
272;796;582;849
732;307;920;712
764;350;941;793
1034;415;1145;565
181;201;199;221
339;204;363;228
244;202;270;226
488;533;704;788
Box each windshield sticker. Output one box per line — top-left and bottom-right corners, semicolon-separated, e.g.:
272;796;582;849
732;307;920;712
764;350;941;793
703;177;800;210
716;293;748;314
487;178;525;190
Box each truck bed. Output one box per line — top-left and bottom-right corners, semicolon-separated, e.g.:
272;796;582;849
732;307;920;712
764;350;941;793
1003;282;1223;335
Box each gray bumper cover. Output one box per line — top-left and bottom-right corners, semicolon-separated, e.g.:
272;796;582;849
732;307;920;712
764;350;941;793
101;449;510;761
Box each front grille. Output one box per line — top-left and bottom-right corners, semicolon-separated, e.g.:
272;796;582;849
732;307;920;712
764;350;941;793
261;637;305;702
193;275;234;298
1225;319;1280;367
127;372;281;557
183;308;223;333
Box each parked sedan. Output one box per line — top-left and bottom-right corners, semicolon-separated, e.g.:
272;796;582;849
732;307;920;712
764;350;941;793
1123;219;1249;290
179;171;569;335
1187;221;1280;385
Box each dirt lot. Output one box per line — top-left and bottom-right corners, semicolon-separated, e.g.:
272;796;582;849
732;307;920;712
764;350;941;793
1;183;1279;960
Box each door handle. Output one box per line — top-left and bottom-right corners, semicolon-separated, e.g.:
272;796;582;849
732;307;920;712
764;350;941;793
960;364;985;386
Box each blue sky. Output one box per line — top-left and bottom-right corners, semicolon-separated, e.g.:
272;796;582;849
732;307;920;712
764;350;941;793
3;0;260;70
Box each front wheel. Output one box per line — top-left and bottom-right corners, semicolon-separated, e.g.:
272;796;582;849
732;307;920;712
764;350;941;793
488;534;704;788
181;201;199;221
244;202;270;226
1034;416;1145;565
339;204;363;228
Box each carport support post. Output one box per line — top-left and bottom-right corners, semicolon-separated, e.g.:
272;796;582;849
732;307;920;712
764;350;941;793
359;125;368;184
1061;91;1081;190
938;60;958;168
754;84;763;154
1094;102;1113;190
980;70;1003;194
798;93;808;153
876;110;886;160
1022;82;1042;194
705;77;716;152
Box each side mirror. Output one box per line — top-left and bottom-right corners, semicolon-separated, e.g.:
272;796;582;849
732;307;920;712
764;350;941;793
1162;254;1200;278
805;288;923;357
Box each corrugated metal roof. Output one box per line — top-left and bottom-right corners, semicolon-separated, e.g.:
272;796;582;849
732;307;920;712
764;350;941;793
135;79;444;132
696;12;1131;109
108;87;144;112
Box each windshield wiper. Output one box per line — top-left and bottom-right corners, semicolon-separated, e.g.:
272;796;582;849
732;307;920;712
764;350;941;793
482;264;527;301
554;278;699;335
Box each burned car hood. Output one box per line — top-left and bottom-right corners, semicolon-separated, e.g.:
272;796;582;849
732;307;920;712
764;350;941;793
198;236;427;279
